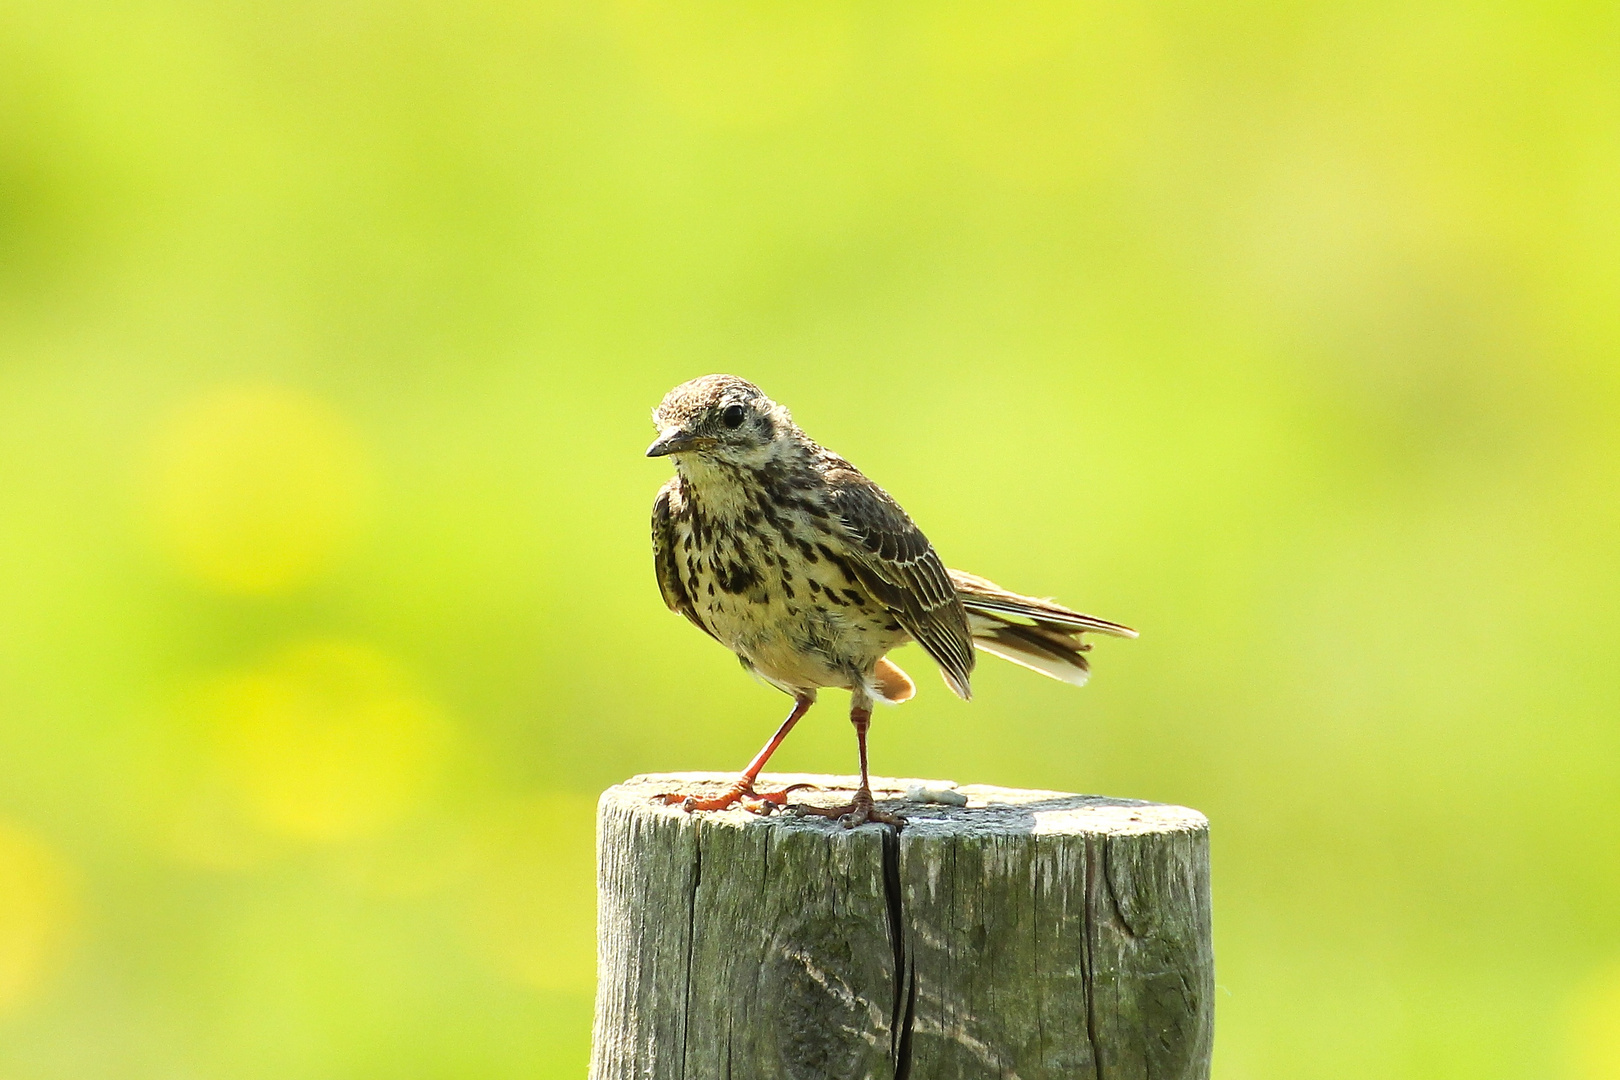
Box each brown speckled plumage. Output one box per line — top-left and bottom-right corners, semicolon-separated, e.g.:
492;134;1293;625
647;374;1134;825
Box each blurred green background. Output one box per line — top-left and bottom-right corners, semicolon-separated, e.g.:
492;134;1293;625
0;1;1617;1076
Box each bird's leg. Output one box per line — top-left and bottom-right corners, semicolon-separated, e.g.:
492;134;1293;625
792;701;903;828
844;705;903;827
664;694;815;813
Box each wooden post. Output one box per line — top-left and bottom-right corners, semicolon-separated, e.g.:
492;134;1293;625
590;773;1213;1080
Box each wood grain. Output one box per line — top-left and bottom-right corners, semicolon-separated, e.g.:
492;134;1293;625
591;773;1212;1080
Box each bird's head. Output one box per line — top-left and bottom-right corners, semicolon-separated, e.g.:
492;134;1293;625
647;374;793;468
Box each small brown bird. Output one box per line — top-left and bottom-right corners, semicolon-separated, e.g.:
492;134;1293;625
648;374;1135;826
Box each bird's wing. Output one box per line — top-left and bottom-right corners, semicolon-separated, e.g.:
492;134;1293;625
823;465;975;699
652;479;717;641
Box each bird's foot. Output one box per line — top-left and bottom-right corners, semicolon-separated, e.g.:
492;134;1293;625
790;786;904;829
661;778;803;815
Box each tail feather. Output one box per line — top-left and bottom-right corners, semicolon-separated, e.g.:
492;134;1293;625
950;569;1134;687
968;617;1095;686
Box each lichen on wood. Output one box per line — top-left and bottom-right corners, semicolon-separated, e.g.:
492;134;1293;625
590;773;1213;1080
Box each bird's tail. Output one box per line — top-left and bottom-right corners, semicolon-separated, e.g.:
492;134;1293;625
949;569;1137;687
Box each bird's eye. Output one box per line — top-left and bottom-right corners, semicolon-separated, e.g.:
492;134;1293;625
721;404;747;429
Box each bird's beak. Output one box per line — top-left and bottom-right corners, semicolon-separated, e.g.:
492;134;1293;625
645;429;713;457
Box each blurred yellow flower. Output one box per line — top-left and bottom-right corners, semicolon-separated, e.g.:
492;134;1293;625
0;821;77;1013
1572;964;1620;1080
458;793;597;992
920;0;1166;188
138;385;374;595
608;0;853;127
199;640;450;844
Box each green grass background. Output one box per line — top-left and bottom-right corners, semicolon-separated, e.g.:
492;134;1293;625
1;1;1618;1076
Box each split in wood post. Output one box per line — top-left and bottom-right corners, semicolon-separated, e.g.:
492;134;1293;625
591;772;1214;1080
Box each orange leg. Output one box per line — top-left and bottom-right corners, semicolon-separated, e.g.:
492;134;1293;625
664;694;815;813
792;704;903;828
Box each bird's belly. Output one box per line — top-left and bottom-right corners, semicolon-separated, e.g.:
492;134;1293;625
698;592;908;693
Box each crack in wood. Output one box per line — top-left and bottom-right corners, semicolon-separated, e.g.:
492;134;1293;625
881;827;916;1079
1083;835;1107;1080
680;826;701;1080
591;775;1212;1080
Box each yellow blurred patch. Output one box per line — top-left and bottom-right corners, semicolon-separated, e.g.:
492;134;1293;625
334;811;475;899
608;0;853;127
0;821;77;1013
458;793;597;992
200;640;449;844
1572;964;1620;1079
160;774;280;872
139;384;374;594
919;0;1167;188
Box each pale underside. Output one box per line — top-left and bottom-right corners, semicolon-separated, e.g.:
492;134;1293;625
659;470;917;705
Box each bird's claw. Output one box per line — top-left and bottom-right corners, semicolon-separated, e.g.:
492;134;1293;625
839;801;904;828
788;789;904;829
841;806;903;828
660;779;797;814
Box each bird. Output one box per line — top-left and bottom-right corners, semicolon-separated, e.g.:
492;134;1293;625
647;374;1135;826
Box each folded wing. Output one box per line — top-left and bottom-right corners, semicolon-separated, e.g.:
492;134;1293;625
823;466;976;699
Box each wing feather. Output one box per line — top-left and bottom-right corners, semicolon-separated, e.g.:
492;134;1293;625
823;464;975;699
652;479;717;641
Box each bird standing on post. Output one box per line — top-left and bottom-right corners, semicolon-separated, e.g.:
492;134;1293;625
647;374;1135;826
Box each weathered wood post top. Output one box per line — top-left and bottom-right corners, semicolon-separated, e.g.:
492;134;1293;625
592;773;1213;1080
